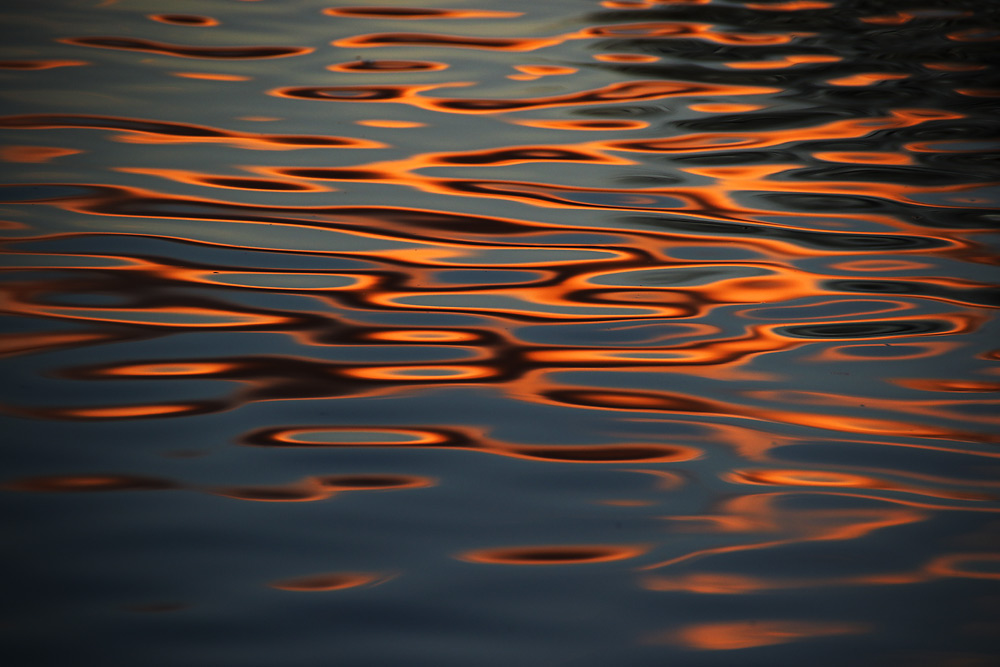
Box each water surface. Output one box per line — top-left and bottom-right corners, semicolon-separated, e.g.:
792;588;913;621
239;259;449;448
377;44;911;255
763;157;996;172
2;1;999;665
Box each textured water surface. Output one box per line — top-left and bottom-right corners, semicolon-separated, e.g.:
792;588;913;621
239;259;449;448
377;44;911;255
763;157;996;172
2;1;999;665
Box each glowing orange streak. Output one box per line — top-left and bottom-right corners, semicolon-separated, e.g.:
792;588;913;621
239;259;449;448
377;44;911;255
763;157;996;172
3;301;290;328
173;270;379;291
610;109;963;154
639;503;924;570
581;22;814;45
518;355;997;443
0;114;386;150
727;469;997;502
59;404;206;418
268;572;395;591
273;79;779;113
171;72;251;81
724;54;842;69
660;620;865;650
458;544;650;564
0;331;115;358
746;1;833;9
323;7;521;18
744;390;1000;428
333;21;803;52
46;186;641;260
0;146;83;163
116;167;330;192
0;59;89;69
642;552;1000;595
926;553;1000;580
679;163;998;210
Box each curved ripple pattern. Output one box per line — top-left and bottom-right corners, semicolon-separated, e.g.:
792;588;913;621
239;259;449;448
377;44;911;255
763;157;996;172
1;1;999;666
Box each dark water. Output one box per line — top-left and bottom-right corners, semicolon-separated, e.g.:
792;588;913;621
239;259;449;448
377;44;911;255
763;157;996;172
2;1;999;665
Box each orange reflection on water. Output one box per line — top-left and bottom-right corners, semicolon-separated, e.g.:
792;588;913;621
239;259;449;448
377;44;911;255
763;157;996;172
746;1;834;10
653;620;867;650
355;119;426;128
2;474;175;492
640;492;927;570
0;59;88;69
149;14;218;26
0;331;116;358
458;544;649;565
808;341;959;363
329;59;449;73
55;403;215;419
894;379;1000;393
812;151;913;165
243;425;702;464
0;114;386;150
592;54;659;63
268;571;395;591
170;72;252;81
340;365;497;381
0;145;82;162
95;362;237;377
322;7;522;19
728;469;996;503
212;474;434;502
927;553;1000;581
60;36;312;59
274;79;780;114
826;73;910;86
117;167;328;192
507;118;650;131
363;330;481;343
725;54;841;69
687;102;765;112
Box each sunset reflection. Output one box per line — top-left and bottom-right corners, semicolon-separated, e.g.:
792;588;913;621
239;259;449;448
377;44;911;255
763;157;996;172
2;0;998;663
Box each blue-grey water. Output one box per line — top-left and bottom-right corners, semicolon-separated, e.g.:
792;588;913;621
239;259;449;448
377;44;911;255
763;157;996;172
2;1;999;665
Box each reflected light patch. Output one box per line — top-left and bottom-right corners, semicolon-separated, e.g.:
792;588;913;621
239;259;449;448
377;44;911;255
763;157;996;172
149;14;218;26
458;544;649;565
329;59;448;72
592;53;659;63
927;553;1000;580
341;365;495;381
98;362;235;376
268;572;394;591
312;474;435;491
322;7;521;19
262;428;450;447
364;329;481;342
688;103;764;112
641;573;767;594
826;73;909;86
171;72;251;81
812;151;913;165
2;474;175;492
831;260;932;271
504;444;701;463
0;146;82;163
746;1;834;10
508;118;649;130
656;620;867;649
59;404;205;418
355;120;426;128
0;59;89;69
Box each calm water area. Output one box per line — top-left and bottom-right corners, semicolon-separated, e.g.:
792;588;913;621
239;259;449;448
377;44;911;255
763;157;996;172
2;1;999;665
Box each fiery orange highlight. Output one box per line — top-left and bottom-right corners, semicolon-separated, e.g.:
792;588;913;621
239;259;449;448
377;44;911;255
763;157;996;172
658;620;866;650
458;544;649;565
0;146;82;163
269;572;394;591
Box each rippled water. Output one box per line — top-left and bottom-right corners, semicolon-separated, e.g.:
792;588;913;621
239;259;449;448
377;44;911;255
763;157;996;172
2;1;999;665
